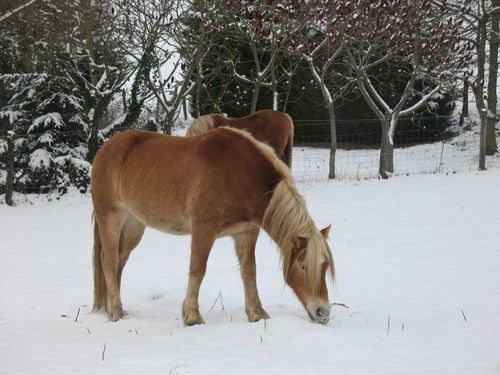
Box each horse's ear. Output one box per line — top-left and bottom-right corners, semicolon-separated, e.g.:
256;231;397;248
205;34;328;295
320;225;331;239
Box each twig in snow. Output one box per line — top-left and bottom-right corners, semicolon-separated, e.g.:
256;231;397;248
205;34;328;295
87;327;91;335
387;316;391;336
401;323;405;332
461;309;468;322
260;334;263;345
264;319;267;330
209;291;224;311
330;302;350;309
102;343;107;361
75;307;80;323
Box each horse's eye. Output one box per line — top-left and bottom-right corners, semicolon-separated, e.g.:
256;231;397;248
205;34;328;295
300;262;308;273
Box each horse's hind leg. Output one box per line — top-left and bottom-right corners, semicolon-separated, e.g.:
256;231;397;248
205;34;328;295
233;228;270;322
97;209;126;321
117;216;145;292
182;225;216;326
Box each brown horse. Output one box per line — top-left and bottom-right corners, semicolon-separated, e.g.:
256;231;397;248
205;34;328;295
186;109;294;168
91;127;334;325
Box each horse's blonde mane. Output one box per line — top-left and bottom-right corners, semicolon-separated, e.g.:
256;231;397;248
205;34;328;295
186;115;216;136
219;127;336;291
262;180;335;291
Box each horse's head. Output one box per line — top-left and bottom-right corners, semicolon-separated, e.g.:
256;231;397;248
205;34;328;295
284;225;334;324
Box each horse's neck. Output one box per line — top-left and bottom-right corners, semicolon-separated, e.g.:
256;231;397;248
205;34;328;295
262;180;315;252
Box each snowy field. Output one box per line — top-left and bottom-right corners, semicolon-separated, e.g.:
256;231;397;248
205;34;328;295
1;130;500;374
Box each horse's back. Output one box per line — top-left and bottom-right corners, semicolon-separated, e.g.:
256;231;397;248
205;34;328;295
91;129;283;233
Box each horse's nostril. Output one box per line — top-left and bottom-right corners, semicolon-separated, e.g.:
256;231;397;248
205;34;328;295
317;308;328;317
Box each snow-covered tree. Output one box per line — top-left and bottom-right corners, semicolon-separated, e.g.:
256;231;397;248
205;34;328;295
199;0;310;114
345;0;469;178
59;0;128;162
297;0;356;179
1;0;94;200
0;73;90;196
440;0;499;164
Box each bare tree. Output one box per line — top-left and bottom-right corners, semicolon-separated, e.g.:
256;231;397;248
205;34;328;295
58;0;129;162
284;1;356;179
486;0;499;156
449;0;499;167
209;0;309;113
346;0;468;178
469;0;494;169
111;0;215;134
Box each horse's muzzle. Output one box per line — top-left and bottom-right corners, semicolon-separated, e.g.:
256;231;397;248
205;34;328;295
308;305;330;324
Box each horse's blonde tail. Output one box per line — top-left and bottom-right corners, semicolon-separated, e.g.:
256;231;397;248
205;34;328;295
186;115;215;136
283;113;294;168
92;216;106;312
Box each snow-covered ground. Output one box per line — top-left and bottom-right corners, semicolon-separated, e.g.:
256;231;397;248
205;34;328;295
1;129;500;374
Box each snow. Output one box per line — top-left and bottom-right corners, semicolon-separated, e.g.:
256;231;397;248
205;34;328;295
28;112;64;133
28;148;51;169
1;157;500;374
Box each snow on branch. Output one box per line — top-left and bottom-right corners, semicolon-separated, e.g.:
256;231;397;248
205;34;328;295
0;0;39;23
400;85;441;117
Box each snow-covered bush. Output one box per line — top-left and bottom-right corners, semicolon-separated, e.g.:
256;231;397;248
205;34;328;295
0;73;90;196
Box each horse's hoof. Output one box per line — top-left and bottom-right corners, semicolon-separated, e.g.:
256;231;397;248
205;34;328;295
107;307;125;322
246;307;270;322
183;314;205;326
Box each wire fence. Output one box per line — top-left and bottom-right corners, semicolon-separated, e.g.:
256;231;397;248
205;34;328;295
0;116;482;185
289;118;480;182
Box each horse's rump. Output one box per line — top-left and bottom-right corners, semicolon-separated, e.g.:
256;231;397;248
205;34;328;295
186;110;294;167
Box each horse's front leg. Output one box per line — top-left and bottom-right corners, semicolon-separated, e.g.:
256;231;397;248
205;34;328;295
233;228;270;322
182;226;216;326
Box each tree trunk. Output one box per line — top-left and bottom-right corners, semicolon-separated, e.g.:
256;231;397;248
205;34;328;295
271;62;278;111
459;77;469;127
474;15;488;166
195;64;202;118
5;135;14;206
87;102;108;163
327;104;337;179
281;75;293;112
250;81;261;113
379;122;394;179
122;89;127;113
479;109;487;170
87;126;99;163
164;113;173;135
486;0;499;155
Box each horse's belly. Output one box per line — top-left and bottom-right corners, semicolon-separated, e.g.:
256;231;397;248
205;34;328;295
147;216;192;235
126;203;192;235
218;222;259;237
